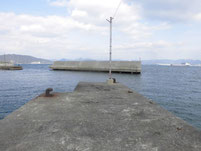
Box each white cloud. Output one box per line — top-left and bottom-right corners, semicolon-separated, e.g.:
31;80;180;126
49;0;167;39
115;41;182;50
71;9;88;18
50;0;201;22
193;13;201;21
49;0;68;7
0;0;201;60
0;0;157;60
138;0;201;22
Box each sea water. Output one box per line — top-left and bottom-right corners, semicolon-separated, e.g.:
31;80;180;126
0;64;201;130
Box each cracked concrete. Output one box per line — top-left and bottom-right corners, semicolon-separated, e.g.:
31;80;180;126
0;82;201;151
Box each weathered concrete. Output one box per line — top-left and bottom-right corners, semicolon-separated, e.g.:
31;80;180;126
0;65;23;70
0;82;201;151
0;62;23;70
50;61;141;73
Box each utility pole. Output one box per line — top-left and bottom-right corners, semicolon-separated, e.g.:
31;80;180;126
106;17;113;79
106;0;121;82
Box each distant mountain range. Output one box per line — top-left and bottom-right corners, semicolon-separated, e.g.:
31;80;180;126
0;54;200;65
48;58;201;65
0;54;53;64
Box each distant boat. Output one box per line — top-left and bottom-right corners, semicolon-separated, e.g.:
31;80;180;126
157;64;171;66
171;62;191;67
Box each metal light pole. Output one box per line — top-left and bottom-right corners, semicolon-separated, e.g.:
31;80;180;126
106;17;113;79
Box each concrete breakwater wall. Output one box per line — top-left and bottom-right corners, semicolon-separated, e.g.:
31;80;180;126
0;82;201;151
50;61;141;73
0;62;23;70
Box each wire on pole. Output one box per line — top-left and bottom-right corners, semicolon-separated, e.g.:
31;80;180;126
113;0;122;18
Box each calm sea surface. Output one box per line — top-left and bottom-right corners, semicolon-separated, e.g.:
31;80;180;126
0;64;201;130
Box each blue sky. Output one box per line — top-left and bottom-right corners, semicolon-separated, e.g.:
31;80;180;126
0;0;68;15
0;0;201;60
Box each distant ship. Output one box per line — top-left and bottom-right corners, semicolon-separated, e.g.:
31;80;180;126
31;61;41;64
171;62;191;66
157;64;171;66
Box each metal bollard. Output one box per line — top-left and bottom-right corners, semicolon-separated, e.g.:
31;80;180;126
45;88;53;97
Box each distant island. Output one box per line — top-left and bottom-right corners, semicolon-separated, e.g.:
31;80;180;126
0;54;53;64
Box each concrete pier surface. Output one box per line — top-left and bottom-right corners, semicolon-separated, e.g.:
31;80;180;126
0;65;22;70
0;82;201;151
50;61;141;73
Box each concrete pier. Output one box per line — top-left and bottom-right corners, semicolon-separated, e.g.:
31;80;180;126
0;82;201;151
0;65;22;70
0;62;23;70
50;61;141;73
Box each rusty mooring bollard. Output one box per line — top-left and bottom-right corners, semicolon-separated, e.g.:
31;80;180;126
45;88;53;97
112;78;116;83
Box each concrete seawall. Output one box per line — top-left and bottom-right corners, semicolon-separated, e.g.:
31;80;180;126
0;65;22;70
50;61;141;73
0;62;23;70
0;82;201;151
